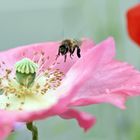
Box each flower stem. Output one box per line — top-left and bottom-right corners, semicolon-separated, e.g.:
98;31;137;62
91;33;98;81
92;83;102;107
26;122;38;140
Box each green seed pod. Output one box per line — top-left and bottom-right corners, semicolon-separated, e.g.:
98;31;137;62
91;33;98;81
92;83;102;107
15;58;38;87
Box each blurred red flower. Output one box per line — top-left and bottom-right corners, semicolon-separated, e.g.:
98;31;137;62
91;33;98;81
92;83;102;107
127;4;140;46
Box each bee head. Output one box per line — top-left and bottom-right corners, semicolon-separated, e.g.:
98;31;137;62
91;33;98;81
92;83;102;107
59;45;68;55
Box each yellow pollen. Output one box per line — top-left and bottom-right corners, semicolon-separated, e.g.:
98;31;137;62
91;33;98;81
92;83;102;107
0;54;64;111
0;64;64;110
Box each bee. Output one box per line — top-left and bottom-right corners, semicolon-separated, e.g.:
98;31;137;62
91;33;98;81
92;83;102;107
56;39;81;62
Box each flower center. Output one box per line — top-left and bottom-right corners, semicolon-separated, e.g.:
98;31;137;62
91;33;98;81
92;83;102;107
0;57;64;111
15;58;38;87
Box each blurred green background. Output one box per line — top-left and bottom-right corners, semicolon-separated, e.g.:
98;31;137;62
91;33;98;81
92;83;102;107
2;0;140;140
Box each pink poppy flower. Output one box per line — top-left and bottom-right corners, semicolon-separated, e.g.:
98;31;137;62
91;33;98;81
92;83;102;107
0;37;140;140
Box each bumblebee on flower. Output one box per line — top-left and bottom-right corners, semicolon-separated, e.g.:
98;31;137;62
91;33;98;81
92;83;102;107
1;37;140;140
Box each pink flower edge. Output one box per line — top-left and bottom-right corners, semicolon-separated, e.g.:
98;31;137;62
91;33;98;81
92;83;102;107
60;109;96;132
0;37;140;139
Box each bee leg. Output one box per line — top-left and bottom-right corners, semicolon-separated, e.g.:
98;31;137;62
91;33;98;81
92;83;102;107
70;47;75;59
70;53;73;59
64;54;67;62
76;46;81;58
55;50;61;60
55;55;59;60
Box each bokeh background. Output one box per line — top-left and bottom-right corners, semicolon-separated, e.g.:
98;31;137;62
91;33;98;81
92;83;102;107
1;0;140;140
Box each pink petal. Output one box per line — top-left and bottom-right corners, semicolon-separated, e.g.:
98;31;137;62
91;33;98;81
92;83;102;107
0;38;94;75
59;109;96;131
0;111;16;140
60;37;115;102
0;37;119;138
70;93;127;109
0;38;95;137
71;60;140;109
0;104;69;139
69;46;140;109
1;36;140;138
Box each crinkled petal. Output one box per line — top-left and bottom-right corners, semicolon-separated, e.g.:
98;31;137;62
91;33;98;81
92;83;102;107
69;42;140;109
70;93;127;109
70;60;140;109
59;109;96;131
59;37;115;102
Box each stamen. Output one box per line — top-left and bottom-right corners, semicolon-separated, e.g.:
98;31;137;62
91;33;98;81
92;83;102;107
0;57;64;111
37;51;45;67
37;59;47;74
32;52;38;61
